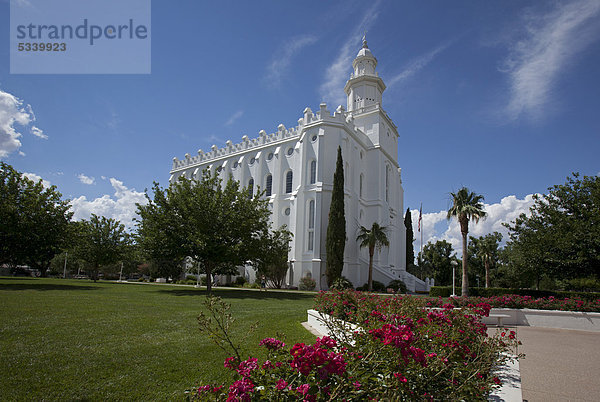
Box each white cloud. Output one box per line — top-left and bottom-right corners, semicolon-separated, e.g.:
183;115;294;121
266;35;317;88
0;89;43;157
387;41;453;88
30;126;47;139
77;173;95;185
224;110;244;127
411;194;537;258
70;178;147;229
501;0;600;121
22;172;51;188
319;2;381;107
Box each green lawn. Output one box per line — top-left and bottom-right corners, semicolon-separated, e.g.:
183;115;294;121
0;278;316;400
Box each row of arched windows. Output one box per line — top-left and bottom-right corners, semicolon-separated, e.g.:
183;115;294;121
247;171;294;199
244;159;317;199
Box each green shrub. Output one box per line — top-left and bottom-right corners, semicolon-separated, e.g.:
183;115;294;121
243;282;260;289
429;286;599;301
387;279;407;294
356;280;386;292
234;276;247;287
568;277;600;292
186;274;197;282
330;276;353;290
299;276;316;291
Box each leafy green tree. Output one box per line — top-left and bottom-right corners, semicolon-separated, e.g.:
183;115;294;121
418;240;457;286
135;183;186;282
404;208;415;269
447;187;486;296
137;171;271;293
504;173;600;287
326;146;346;287
357;222;389;291
468;232;502;288
252;225;293;289
74;215;130;282
0;162;72;276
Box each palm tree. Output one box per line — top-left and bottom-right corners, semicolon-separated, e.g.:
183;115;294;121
447;187;486;296
356;222;389;291
476;232;502;288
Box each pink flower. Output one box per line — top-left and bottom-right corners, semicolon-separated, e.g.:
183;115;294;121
276;379;288;390
259;337;285;350
353;381;361;390
237;358;258;377
227;378;254;401
394;372;408;383
224;356;237;369
296;384;310;395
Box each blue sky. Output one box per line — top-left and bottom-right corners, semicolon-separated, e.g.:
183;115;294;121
1;0;599;255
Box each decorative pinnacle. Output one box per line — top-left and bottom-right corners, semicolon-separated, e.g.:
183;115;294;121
362;32;368;48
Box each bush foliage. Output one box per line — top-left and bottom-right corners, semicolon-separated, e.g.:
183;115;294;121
430;286;600;302
192;292;520;400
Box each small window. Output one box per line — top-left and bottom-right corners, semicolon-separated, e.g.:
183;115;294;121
249;157;256;165
216;166;222;173
284;207;291;216
311;135;318;142
287;147;294;156
248;178;254;199
307;200;315;251
359;174;363;198
265;174;272;197
360;151;363;160
285;171;293;193
233;161;239;169
309;160;316;184
267;152;274;161
385;166;389;203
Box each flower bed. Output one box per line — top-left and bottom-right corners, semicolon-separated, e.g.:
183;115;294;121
191;292;520;401
424;294;600;313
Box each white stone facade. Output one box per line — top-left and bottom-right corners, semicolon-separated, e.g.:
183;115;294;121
170;39;426;292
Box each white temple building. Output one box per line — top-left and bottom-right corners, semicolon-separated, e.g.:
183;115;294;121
170;38;429;292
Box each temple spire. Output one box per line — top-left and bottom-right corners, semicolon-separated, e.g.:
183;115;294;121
362;33;368;48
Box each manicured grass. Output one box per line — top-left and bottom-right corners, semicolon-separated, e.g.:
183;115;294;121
0;278;316;400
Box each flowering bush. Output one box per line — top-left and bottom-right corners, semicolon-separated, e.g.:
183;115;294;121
190;292;520;400
422;294;600;312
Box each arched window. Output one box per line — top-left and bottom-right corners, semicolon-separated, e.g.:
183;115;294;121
385;166;390;203
309;160;316;184
265;174;272;197
248;178;254;199
308;200;315;251
359;173;364;198
285;171;293;194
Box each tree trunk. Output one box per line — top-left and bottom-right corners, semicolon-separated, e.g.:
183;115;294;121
368;247;374;291
206;263;212;294
93;264;99;282
485;259;490;288
461;232;469;297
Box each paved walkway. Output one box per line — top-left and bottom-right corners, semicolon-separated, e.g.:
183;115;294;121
509;326;600;401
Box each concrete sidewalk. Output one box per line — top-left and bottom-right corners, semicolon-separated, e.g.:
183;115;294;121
513;326;600;401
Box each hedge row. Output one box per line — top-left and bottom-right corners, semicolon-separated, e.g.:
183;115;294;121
429;286;599;301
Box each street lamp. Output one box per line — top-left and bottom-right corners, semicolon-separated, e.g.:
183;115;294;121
450;260;458;297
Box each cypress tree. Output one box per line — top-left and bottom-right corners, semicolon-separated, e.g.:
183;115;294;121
404;208;415;268
326;146;346;286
